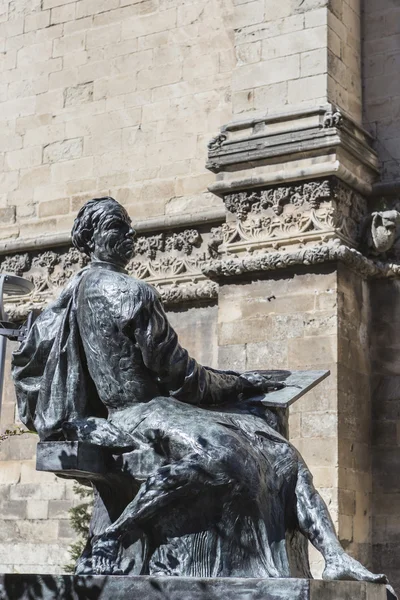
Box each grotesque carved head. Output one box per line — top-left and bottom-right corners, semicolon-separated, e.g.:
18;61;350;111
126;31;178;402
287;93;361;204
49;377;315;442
71;197;136;268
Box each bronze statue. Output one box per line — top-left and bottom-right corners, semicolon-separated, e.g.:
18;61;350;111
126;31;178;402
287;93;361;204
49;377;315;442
11;198;388;585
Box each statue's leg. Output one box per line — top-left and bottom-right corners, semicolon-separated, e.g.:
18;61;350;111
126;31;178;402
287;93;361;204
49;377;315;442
295;459;388;583
91;451;230;575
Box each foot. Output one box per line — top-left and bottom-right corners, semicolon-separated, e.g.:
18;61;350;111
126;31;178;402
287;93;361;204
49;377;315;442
91;534;120;575
323;551;388;584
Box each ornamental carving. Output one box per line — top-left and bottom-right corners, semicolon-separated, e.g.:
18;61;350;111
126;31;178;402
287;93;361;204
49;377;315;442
216;179;367;254
323;108;343;128
1;229;220;319
0;178;395;321
129;229;209;282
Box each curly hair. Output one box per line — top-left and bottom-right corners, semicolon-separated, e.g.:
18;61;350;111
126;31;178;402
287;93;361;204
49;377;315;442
71;197;131;256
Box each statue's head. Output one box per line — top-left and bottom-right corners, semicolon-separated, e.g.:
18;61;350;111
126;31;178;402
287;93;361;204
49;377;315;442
71;197;136;268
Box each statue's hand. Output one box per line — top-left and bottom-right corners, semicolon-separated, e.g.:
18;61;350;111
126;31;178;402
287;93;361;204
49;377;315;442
323;551;388;585
239;371;286;395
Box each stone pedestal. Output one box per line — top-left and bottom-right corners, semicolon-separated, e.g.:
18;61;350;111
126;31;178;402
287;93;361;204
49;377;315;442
0;576;391;600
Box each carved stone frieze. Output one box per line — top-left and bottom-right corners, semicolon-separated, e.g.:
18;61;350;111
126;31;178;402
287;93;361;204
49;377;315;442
202;239;400;281
1;229;221;319
2;178;400;321
128;228;213;285
212;178;367;255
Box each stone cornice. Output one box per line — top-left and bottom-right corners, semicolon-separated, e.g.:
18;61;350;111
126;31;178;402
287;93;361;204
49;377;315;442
206;104;379;197
202;240;400;280
0;208;226;257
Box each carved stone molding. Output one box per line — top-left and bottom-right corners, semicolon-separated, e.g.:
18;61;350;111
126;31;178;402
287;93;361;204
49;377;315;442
128;228;218;289
210;178;367;256
1;227;221;320
206;104;379;197
2;177;400;320
202;239;400;281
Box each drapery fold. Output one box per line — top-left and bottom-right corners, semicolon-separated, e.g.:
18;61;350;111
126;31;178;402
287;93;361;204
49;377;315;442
11;270;106;441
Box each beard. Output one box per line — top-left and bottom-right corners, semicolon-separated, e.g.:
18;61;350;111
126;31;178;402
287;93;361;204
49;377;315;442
103;232;135;265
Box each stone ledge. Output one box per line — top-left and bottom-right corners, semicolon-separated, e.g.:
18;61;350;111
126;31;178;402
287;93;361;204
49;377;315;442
202;242;400;281
206;104;379;196
0;575;391;600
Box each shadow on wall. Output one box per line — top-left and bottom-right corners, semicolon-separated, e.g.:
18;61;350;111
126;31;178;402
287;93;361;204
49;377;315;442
370;278;400;593
363;0;400;182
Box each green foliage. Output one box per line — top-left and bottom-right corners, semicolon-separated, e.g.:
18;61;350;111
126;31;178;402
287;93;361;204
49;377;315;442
0;426;33;442
64;483;93;573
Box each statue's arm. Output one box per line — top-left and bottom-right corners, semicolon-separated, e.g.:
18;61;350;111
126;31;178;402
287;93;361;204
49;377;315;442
132;289;242;405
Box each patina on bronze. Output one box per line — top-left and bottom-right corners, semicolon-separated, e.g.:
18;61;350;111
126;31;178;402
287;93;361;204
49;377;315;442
11;197;388;585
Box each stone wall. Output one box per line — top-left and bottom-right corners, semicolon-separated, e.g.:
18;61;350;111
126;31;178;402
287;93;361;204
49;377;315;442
234;0;361;121
0;0;236;239
337;265;372;569
363;0;400;183
370;278;400;592
0;0;366;246
217;265;338;576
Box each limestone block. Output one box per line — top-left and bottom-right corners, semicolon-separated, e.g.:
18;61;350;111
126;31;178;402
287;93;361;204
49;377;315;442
236;41;262;66
301;412;338;438
0;436;37;462
261;26;326;60
0;543;69;566
294;438;338;468
246;340;289;369
76;0;119;19
305;8;328;28
53;32;86;58
26;500;49;520
50;157;93;183
16;520;59;543
0;98;36;123
24;11;51;33
121;8;176;40
57;519;76;539
0;462;21;485
23;122;64;148
113;50;153;76
43;138;83;164
86;23;121;49
288;337;337;367
20;462;57;485
288;73;327;103
62;82;93;108
47;500;72;519
253;81;288;110
43;0;75;8
10;482;66;502
50;3;76;25
232;55;300;90
0;501;27;520
228;0;265;29
218;344;246;371
301;47;328;77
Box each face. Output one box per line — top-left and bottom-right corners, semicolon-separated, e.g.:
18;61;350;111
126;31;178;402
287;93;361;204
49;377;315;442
91;205;135;267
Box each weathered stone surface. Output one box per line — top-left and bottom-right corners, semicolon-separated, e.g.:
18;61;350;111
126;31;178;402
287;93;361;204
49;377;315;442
0;576;390;600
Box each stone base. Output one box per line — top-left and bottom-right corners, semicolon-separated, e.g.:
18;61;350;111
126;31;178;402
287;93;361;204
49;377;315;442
0;576;391;600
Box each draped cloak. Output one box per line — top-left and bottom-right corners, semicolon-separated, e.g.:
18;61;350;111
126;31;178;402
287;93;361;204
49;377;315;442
12;270;106;441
